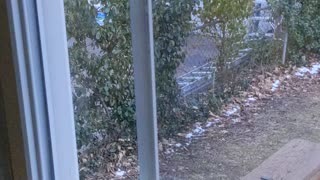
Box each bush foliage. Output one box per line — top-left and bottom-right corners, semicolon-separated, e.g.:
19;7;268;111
64;0;320;177
200;0;253;69
270;0;320;63
65;0;196;147
154;0;196;135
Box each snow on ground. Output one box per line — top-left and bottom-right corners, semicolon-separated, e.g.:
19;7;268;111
185;125;205;139
185;133;193;139
115;169;126;177
179;106;243;148
206;121;215;128
165;61;320;160
232;118;241;123
178;119;222;149
271;80;280;92
245;97;257;106
295;67;310;77
175;143;182;148
295;63;320;77
310;64;320;74
247;97;256;102
224;105;240;116
193;126;205;134
165;148;175;154
183;128;205;147
206;120;220;128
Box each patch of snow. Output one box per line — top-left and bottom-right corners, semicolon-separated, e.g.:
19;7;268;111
165;148;175;154
220;130;228;134
115;169;126;177
185;133;193;139
193;126;205;135
310;63;320;74
175;143;182;148
295;63;320;77
206;122;214;128
245;97;256;106
206;119;221;127
271;80;280;92
295;67;311;77
165;2;170;6
232;118;241;123
182;122;210;147
224;105;240;116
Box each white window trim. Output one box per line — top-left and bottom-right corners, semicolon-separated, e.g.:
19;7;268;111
6;0;159;179
6;0;79;179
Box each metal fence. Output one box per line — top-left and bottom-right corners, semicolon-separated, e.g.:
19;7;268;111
176;0;284;96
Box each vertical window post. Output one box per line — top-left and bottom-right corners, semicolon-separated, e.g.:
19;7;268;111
129;0;159;179
5;0;79;179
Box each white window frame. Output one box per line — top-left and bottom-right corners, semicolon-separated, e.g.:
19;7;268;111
6;0;79;179
5;0;159;179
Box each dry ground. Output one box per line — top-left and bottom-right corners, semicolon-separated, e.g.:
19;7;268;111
160;79;320;180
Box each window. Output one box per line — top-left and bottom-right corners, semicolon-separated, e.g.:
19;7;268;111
5;0;320;179
5;0;158;179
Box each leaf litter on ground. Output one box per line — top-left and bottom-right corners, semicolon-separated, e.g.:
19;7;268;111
80;58;320;179
162;60;320;159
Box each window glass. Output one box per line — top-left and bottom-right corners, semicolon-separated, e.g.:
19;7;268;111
154;0;320;179
64;0;320;179
64;1;138;179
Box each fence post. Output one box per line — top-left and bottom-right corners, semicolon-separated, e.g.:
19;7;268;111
282;31;288;65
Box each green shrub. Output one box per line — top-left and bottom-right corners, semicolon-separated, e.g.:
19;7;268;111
270;0;320;63
65;0;196;147
153;0;196;136
66;0;135;148
200;0;253;69
248;38;283;65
